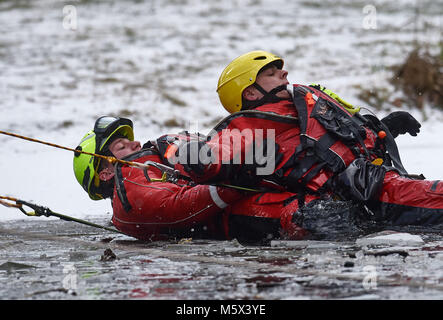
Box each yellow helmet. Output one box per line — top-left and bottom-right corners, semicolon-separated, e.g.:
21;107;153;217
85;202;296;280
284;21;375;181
217;50;284;114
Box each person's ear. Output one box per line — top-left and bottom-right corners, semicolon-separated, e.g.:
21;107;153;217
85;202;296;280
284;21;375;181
99;168;115;182
242;86;261;101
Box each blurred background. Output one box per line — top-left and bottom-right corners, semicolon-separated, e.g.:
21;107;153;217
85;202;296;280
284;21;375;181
0;0;441;220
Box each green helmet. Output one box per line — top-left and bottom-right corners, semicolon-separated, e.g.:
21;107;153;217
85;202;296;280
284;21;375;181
73;116;134;200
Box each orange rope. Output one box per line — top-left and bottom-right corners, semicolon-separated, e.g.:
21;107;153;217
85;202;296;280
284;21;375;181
0;196;22;208
0;130;148;169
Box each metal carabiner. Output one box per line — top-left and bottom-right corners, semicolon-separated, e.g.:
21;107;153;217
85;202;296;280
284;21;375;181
143;160;183;183
16;200;50;217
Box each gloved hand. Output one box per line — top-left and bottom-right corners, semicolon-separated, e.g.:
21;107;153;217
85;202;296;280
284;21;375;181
381;111;421;138
176;140;213;176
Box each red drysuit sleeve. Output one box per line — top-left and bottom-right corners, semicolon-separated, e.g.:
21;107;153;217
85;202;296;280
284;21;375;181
111;165;242;240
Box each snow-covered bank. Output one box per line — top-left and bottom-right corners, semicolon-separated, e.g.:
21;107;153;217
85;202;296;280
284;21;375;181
1;0;442;221
396;110;443;179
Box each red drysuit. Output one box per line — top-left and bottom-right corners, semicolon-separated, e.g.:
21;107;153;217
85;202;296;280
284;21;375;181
112;84;443;242
110;148;243;240
171;84;443;239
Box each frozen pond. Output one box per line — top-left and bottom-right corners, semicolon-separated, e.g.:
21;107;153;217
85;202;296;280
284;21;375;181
0;218;442;300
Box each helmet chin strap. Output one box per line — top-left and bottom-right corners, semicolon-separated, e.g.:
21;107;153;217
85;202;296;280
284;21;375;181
242;83;290;110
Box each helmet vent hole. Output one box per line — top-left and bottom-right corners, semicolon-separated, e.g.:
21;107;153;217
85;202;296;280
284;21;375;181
253;56;267;60
74;146;82;157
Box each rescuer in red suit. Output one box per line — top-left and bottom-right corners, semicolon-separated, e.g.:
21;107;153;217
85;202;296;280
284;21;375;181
73;116;243;241
171;50;443;242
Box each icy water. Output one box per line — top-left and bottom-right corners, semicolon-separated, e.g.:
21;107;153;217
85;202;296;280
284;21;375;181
0;218;442;300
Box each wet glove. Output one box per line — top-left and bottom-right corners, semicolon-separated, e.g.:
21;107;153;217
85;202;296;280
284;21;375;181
176;140;213;177
381;111;421;139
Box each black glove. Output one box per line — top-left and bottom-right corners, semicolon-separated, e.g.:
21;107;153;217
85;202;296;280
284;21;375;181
176;140;212;176
381;111;421;139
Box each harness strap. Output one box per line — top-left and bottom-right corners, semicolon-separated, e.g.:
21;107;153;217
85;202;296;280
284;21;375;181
379;122;408;175
115;149;163;213
292;86;309;146
314;133;346;172
360;114;408;175
290;86;347;175
243;84;289;110
285;155;320;183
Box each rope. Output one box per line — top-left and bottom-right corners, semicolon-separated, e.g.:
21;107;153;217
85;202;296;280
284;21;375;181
0;129;262;192
0;200;21;208
0;196;22;208
0;196;124;234
0;130;148;170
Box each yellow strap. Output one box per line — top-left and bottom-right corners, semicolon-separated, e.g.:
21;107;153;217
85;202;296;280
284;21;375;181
372;158;384;166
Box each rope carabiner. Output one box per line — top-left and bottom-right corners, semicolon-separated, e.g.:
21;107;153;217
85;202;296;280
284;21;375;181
0;196;124;234
142;160;189;184
0;196;48;216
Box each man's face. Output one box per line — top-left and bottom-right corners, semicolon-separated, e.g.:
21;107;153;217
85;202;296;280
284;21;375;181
256;65;289;91
108;138;141;159
242;64;290;102
254;64;290;98
97;137;142;185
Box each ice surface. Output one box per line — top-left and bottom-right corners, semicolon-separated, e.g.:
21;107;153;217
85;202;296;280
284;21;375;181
1;218;442;300
356;231;425;246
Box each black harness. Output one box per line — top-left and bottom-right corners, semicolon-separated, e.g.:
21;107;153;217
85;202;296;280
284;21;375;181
273;84;408;203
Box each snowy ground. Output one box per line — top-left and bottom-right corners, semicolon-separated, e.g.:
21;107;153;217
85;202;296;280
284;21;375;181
0;0;442;223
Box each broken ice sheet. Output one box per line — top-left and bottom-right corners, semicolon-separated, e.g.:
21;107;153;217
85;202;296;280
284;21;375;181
355;231;424;247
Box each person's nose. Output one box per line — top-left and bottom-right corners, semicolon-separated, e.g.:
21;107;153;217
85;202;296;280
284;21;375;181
280;69;288;79
129;140;141;151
